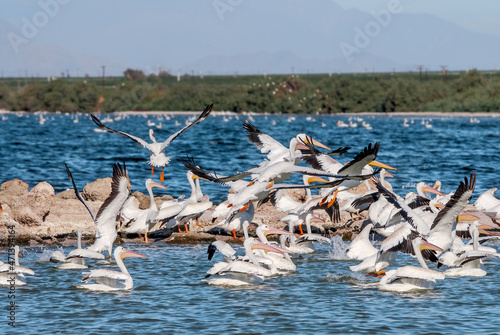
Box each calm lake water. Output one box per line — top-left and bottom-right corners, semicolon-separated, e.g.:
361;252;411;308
1;112;500;334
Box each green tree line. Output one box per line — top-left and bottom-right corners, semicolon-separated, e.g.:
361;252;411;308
0;69;499;113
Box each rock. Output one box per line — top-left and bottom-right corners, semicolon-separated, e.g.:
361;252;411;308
12;206;42;226
31;181;55;196
14;181;55;222
0;179;29;196
161;195;175;201
82;177;112;201
132;191;150;209
56;189;78;200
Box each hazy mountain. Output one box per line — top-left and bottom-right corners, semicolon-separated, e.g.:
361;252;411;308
1;1;499;76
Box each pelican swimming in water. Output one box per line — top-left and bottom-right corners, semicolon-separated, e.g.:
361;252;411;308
49;230;105;269
377;236;445;292
77;246;147;291
123;178;168;243
91;103;213;182
0;246;34;286
204;237;291;286
66;163;131;258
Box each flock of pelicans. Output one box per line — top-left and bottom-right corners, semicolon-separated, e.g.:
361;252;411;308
2;104;500;293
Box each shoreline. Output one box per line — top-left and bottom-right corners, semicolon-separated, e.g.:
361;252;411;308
2;109;500;117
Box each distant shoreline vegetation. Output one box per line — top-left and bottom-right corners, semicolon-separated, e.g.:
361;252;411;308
0;68;499;114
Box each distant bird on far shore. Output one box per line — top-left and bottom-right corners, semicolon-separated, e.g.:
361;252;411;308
90;103;213;182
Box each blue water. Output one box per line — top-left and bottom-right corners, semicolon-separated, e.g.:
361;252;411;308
2;112;500;334
1;112;500;201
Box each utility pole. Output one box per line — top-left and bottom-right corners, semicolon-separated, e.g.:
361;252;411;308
440;65;447;82
158;66;162;91
101;65;105;87
416;65;423;81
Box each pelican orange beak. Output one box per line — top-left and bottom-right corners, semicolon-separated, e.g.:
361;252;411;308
238;201;251;212
433;202;446;209
151;181;168;189
421;186;445;197
457;213;480;222
18;250;24;258
420;240;444;252
263;226;296;237
368;160;397;171
478;224;494;235
307;176;329;184
299;136;331;151
251;240;293;254
121;249;147;260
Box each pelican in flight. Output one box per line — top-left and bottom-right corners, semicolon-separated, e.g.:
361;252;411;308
66;163;131;258
0;246;34;286
91;103;213;182
123;178;168;243
49;230;105;269
77;246;147;291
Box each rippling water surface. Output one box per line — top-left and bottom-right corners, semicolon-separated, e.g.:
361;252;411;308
2;112;500;334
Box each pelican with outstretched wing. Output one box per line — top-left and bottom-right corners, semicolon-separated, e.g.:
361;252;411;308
91;103;213;182
66;163;131;258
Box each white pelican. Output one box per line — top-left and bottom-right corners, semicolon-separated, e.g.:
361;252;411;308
162;172;212;233
66;163;131;258
438;221;500;277
474;188;500;219
340;168;394;221
50;230;105;269
302;142;396;205
77;246;147;291
0;246;34;286
265;175;335;232
124;178;168;243
155;171;201;229
91;103;213;182
254;224;297;272
169;197;213;233
242;121;337;167
425;173;476;255
215;201;255;239
346;223;378;261
204;238;289;286
377;236;445;292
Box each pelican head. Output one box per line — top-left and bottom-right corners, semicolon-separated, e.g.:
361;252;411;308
417;182;445;197
368;160;397;171
417;237;444;253
303;175;329;186
145;178;168;190
295;134;331;151
247;238;293;254
258;224;296;237
149;129;156;142
115;246;148;260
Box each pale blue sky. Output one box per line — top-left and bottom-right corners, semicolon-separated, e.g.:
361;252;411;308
334;0;500;37
1;0;499;76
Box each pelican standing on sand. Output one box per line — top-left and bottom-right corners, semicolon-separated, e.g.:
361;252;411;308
91;103;213;182
66;163;131;258
77;246;147;291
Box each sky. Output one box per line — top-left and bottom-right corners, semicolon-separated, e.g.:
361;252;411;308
1;0;500;76
334;0;500;37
